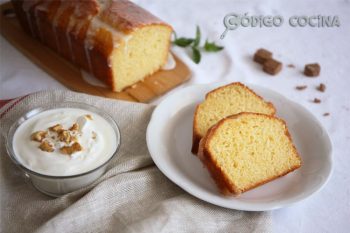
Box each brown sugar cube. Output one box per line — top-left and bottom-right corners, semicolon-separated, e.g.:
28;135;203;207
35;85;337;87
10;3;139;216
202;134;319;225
263;58;282;75
253;49;272;64
304;63;320;77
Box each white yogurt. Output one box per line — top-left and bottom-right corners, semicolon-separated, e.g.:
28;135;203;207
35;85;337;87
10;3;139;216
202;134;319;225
13;108;117;176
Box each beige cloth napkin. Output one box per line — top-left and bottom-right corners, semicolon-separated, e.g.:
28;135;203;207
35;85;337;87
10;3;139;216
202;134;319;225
0;90;271;233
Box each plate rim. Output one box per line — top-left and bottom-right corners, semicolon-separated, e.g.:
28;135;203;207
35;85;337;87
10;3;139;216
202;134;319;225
146;82;333;211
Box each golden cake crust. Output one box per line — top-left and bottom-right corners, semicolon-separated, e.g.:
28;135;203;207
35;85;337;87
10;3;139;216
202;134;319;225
101;0;171;33
198;112;301;196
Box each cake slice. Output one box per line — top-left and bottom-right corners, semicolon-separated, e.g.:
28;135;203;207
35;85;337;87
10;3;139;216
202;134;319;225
192;82;276;154
198;113;301;195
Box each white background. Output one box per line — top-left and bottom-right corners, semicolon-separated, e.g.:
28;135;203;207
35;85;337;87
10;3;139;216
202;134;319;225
1;0;350;232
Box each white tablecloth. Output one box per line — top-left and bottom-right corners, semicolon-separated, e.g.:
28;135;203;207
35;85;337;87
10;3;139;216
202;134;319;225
1;0;350;232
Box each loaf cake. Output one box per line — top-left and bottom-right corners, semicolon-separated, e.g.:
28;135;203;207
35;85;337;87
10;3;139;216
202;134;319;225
198;112;301;195
192;82;276;154
11;0;173;91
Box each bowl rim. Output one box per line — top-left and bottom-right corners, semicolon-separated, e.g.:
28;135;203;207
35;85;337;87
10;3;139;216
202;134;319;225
6;101;121;179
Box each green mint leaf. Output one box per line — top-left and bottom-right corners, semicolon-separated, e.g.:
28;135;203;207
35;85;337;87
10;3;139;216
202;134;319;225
204;40;224;52
173;37;194;47
192;46;201;64
193;25;201;47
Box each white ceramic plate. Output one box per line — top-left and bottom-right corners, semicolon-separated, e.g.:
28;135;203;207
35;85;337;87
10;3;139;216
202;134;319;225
146;83;332;211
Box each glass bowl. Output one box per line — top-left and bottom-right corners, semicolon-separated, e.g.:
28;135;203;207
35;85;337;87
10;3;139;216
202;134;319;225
6;102;121;197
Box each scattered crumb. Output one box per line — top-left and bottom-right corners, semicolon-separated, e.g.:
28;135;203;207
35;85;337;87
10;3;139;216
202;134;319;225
296;85;307;90
92;131;97;140
317;83;326;92
287;64;295;68
313;98;321;103
85;114;93;120
323;113;330;116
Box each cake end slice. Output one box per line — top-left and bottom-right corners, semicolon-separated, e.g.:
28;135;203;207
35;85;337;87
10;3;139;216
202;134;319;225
198;112;301;195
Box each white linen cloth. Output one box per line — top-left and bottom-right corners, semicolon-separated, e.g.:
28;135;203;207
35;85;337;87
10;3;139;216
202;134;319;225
0;90;271;233
1;0;350;232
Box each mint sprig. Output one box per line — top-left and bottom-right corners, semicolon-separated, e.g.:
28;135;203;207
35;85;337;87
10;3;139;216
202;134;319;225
204;40;224;52
172;26;224;64
193;26;201;47
173;38;194;47
191;46;201;64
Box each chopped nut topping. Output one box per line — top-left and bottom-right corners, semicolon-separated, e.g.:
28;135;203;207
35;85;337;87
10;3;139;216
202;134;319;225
60;142;83;155
85;114;93;120
30;131;47;142
92;131;97;140
317;83;326;92
72;142;82;151
39;141;54;152
69;123;79;131
323;112;330;116
313;98;321;103
30;115;92;155
49;124;63;132
58;130;71;143
296;85;307;90
71;135;78;142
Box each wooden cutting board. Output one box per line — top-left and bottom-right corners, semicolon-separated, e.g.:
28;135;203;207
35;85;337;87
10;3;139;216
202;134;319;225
0;2;191;103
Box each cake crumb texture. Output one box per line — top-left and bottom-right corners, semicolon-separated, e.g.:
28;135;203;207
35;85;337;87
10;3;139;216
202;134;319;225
192;82;275;153
199;113;301;195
